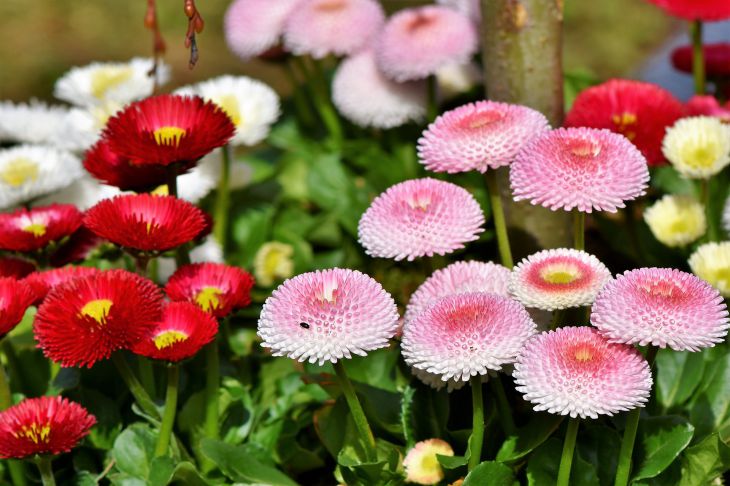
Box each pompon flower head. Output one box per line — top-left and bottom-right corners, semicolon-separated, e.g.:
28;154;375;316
514;327;652;419
358;178;485;261
672;43;730;78
402;293;536;381
405;261;511;326
283;0;385;59
509;249;611;311
0;100;70;145
417;101;550;173
591;268;729;351
689;242;730;297
24;266;100;304
84;139;167;192
0;396;95;459
224;0;299;60
644;195;706;247
510;127;650;213
375;6;478;82
0;204;83;253
645;0;730;21
0;145;82;209
101;95;235;167
84;194;207;253
564;79;683;166
176;75;280;146
258;268;399;365
133;302;218;362
54;58;170;108
662;116;730;179
0;278;35;338
684;95;730;122
403;439;454;485
33;269;163;368
332;49;426;129
254;241;295;287
165;263;254;318
0;257;35;279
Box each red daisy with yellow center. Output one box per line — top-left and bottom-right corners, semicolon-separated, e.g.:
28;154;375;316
83;138;171;192
0;277;36;338
24;266;100;304
0;204;83;253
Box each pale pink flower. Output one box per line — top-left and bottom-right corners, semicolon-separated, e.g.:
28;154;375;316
258;268;399;365
224;0;300;60
358;178;485;261
514;327;652;419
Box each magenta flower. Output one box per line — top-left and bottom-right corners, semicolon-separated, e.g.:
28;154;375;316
591;268;730;351
510;127;649;213
258;268;399;365
514;327;653;419
224;0;299;60
417;101;550;173
358;178;485;261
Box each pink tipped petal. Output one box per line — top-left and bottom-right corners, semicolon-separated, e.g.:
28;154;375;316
224;0;300;60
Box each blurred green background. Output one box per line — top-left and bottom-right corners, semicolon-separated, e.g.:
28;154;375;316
0;0;676;101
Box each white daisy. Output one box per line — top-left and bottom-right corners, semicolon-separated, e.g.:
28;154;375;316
54;102;124;152
34;176;121;211
0;100;70;146
157;237;225;282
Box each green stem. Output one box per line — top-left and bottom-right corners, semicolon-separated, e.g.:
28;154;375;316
203;340;221;441
138;358;156;400
155;365;180;457
468;376;485;471
166;165;179;198
112;353;160;420
1;342;28;486
614;408;640;486
284;61;315;127
557;418;580;486
427;75;438;122
213;145;232;251
34;456;56;486
550;309;566;330
573;211;585;251
701;179;717;242
690;20;705;95
489;376;516;436
484;170;514;268
333;361;377;461
307;58;343;142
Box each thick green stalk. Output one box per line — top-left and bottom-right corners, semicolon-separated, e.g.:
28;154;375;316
333;361;377;461
138;358;156;400
614;408;640;486
701;179;718;241
574;211;585;251
284;60;316;127
690;20;705;95
0;347;28;486
484;170;514;268
557;418;580;486
427;75;438;122
306;58;343;142
34;456;56;486
213;145;232;251
112;353;161;420
203;340;221;441
468;376;485;471
550;309;566;330
155;365;180;457
489;376;515;436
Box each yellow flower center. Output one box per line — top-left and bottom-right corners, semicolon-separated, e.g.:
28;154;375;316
195;286;223;312
22;223;47;237
14;422;51;444
683;145;721;169
80;299;113;325
151;185;169;196
214;94;242;127
406;191;432;211
153;330;189;349
709;266;730;288
540;264;580;285
153;126;187;147
568;139;601;158
612;112;638;140
574;347;594;362
1;157;39;187
90;66;134;99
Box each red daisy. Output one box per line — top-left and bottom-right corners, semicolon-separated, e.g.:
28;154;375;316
101;94;235;167
83;138;169;191
133;302;219;362
0;204;83;253
565;79;683;166
684;95;730;122
33;269;163;368
24;266;100;304
646;0;730;21
0;396;95;459
672;43;730;77
84;194;207;253
0;257;36;279
0;277;36;338
165;263;254;318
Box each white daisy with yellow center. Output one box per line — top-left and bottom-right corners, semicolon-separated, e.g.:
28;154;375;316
0;100;70;146
644;194;706;247
662;116;730;179
253;241;295;287
689;242;730;297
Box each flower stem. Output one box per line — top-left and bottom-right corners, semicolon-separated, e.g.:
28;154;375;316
701;179;718;241
489;375;516;436
306;58;343;143
112;353;160;420
333;361;377;462
690;20;705;95
0;344;28;486
427;75;438;122
557;418;580;486
468;376;485;471
573;211;585;251
203;339;221;441
155;365;180;457
550;309;566;330
484;170;514;268
34;456;56;486
284;60;316;127
213;145;232;252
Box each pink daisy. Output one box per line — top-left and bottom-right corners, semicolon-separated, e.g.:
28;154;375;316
358;178;485;261
375;6;478;82
24;266;100;304
283;0;385;59
591;268;730;351
401;293;537;382
258;268;399;365
417;101;550;173
224;0;300;60
509;249;611;311
405;261;510;326
513;327;653;419
510;127;650;213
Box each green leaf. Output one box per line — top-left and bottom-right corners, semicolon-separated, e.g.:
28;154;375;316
496;414;564;463
338;439;404;485
656;350;706;411
463;461;515;486
148;457;176;486
577;425;621;486
111;424;156;479
67;388;122;450
200;439;299;486
650;166;695;196
633;416;694;481
678;433;730;485
231;205;275;267
527;438;599;486
690;351;730;438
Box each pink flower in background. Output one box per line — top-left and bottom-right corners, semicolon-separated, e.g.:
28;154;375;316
258;268;399;365
591;268;730;351
510;127;649;213
375;6;478;81
514;326;652;419
224;0;300;60
418;101;550;173
358;178;485;261
684;95;730;122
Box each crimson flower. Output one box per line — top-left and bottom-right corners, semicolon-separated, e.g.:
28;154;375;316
165;263;254;318
0;257;36;279
672;43;730;78
0;204;83;253
83;138;169;191
0;277;35;338
24;266;100;304
646;0;730;21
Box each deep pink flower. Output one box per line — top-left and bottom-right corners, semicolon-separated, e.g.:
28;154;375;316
646;0;730;22
24;266;100;304
165;263;254;318
0;204;83;253
684;95;730;122
0;277;35;338
671;43;730;77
